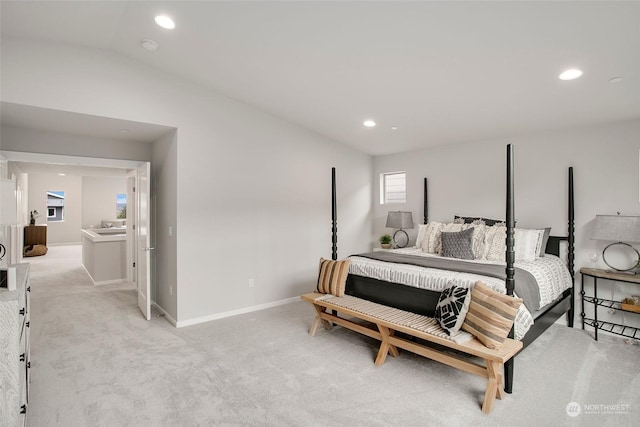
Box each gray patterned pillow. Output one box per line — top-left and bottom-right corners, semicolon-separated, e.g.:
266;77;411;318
441;227;475;259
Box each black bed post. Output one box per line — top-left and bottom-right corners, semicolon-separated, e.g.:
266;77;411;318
505;144;516;395
567;167;575;327
332;167;337;261
423;177;429;224
505;145;515;297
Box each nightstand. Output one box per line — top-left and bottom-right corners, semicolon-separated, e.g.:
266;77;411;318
580;267;640;341
24;225;47;247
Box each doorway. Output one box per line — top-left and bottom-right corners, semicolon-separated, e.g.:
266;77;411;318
0;102;177;323
1;151;152;320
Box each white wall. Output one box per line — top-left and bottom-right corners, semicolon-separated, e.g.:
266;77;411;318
82;176;127;229
373;118;640;329
151;130;178;320
1;39;372;325
27;173;82;245
1;125;152;162
373;119;640;261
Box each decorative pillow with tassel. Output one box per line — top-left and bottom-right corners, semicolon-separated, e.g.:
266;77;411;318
462;281;523;349
316;258;350;297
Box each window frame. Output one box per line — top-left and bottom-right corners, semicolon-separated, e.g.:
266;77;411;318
46;190;65;222
380;171;407;205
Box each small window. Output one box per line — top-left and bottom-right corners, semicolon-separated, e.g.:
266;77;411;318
47;191;65;222
116;193;127;219
380;172;406;204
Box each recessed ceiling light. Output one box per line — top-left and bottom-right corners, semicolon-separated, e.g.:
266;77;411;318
390;126;398;130
559;69;583;81
141;39;158;52
363;120;376;127
58;173;66;176
155;15;175;30
120;129;130;133
609;77;623;84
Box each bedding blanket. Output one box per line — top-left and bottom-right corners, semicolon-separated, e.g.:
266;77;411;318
348;248;573;340
354;251;540;312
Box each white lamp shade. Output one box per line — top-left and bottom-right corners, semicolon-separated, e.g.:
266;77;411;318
590;215;640;243
386;211;414;229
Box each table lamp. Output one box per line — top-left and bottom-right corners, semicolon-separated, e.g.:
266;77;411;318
590;214;640;273
385;211;414;248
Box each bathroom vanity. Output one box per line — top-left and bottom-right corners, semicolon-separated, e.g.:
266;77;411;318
80;228;127;285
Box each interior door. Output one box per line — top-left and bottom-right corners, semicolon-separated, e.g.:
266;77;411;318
126;171;136;283
137;162;152;320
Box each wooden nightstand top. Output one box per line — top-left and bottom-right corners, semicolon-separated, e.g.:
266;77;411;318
580;267;640;284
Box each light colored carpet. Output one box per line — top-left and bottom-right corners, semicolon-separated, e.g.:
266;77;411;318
25;246;639;426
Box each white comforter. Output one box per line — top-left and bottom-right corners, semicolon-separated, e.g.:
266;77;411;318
348;248;573;340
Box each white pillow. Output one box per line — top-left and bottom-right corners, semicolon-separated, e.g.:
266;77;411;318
480;227;544;262
421;221;445;254
482;225;506;261
535;227;552;257
415;223;428;248
514;228;544;262
469;224;488;260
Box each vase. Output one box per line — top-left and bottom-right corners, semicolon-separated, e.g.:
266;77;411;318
30;219;35;225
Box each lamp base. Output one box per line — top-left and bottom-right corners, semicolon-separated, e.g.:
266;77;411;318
602;242;640;273
393;229;409;248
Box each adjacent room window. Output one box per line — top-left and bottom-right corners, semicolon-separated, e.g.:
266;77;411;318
47;191;65;222
116;193;127;219
380;172;406;204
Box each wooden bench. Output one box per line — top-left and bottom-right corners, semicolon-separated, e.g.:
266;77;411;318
301;292;523;414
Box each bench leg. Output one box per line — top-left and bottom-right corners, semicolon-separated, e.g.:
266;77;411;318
374;325;399;366
481;361;504;414
387;331;400;358
309;305;332;336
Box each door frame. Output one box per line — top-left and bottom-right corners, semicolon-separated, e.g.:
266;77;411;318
135;162;152;320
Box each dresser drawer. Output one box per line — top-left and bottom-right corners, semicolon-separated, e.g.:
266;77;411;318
0;263;31;427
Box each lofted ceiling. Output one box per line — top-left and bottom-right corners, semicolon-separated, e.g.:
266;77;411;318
1;1;639;156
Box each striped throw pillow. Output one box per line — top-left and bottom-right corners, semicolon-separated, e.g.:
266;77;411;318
317;258;350;297
462;281;523;349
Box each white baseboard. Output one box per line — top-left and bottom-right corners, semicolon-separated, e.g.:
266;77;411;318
175;296;300;328
93;278;127;286
152;302;177;326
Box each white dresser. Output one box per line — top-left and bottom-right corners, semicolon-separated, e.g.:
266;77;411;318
0;263;31;426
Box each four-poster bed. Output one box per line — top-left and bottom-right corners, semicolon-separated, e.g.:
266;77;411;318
328;144;575;394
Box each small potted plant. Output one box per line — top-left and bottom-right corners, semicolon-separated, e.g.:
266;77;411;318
380;234;392;249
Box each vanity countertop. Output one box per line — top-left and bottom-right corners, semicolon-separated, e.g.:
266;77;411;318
81;228;127;242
